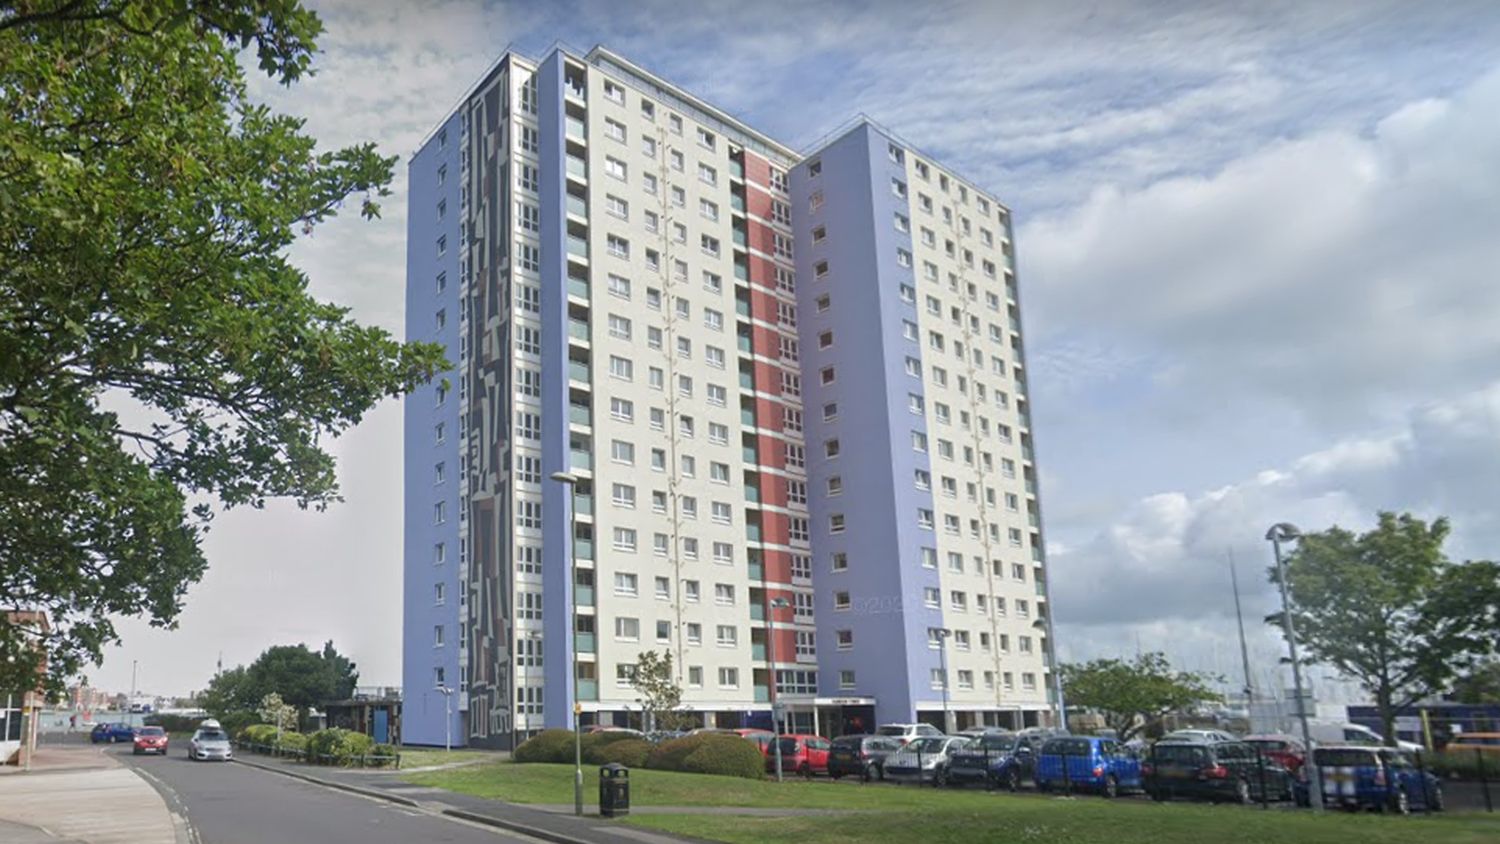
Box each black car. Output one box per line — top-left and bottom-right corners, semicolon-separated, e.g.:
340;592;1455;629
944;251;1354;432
827;734;903;781
1144;739;1292;803
947;732;1042;790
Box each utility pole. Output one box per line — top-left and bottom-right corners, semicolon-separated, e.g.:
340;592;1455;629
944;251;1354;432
129;659;138;727
1229;550;1255;706
1267;522;1322;812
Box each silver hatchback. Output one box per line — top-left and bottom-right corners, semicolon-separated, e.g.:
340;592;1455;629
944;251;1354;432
189;728;234;761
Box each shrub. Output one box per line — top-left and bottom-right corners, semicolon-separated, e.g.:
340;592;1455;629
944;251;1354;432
276;732;309;754
646;734;706;771
306;728;376;766
581;730;641;764
597;739;651;769
679;735;765;780
513;729;577;764
1425;749;1494;780
218;711;260;739
238;724;278;745
370;743;398;768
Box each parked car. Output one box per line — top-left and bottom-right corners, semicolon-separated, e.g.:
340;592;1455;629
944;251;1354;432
1035;736;1143;797
1304;720;1423;753
769;734;832;777
875;723;944;746
90;723;136;743
1447;732;1500;754
1243;734;1307;773
947;732;1040;791
1143;739;1291;803
732;728;776;755
188;726;234;761
827;734;903;781
883;736;972;786
1159;729;1238;743
1294;746;1443;813
955;726;1008;739
132;726;169;756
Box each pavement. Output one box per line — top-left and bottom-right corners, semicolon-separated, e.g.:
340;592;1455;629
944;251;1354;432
0;746;180;844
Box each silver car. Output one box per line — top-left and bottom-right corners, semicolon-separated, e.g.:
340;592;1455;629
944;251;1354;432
882;736;972;785
189;727;234;761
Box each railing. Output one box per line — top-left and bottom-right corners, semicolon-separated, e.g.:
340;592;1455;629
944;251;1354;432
749;603;765;621
753;686;770;703
751;643;767;661
568;319;590;341
236;740;400;769
744;484;760;503
569;404;592;426
568;361;590;383
742;445;758;464
567;236;589;259
730;192;746;212
568;277;590;300
576;631;596;651
728;158;745;179
566;116;587;140
570;449;593;470
566;194;588;219
747;560;764;580
574;538;594;560
746;523;762;542
577;680;598;701
573;494;593;516
566;156;588;179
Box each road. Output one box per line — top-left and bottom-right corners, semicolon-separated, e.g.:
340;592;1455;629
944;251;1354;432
109;746;528;844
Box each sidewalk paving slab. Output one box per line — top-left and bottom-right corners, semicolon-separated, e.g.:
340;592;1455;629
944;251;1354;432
0;763;177;844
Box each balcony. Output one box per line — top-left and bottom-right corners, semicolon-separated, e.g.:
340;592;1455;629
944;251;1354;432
747;559;764;580
575;584;595;607
742;445;758;465
566;116;587;141
1031;546;1044;562
729;158;745;180
749;603;765;621
746;523;762;543
574;537;594;561
1009;316;1021;332
737;334;752;353
568;277;590;300
732;227;748;248
738;370;755;390
576;631;596;652
744;484;760;504
1025;480;1038;495
735;298;751;317
569;404;592;427
730;192;746;213
566;155;588;181
753;685;770;703
577;679;598;701
566;194;588;219
752;642;767;661
568;360;591;384
568;319;590;342
573;494;594;517
1028;512;1040;528
570;449;593;471
567;235;589;260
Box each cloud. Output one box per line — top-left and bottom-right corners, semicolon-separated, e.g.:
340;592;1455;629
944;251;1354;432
1050;381;1500;672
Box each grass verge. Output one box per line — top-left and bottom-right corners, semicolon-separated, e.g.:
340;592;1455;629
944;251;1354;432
397;749;496;769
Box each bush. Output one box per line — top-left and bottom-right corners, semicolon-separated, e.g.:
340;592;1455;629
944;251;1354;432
513;729;577;763
370;743;398;768
581;730;640;764
679;735;765;780
239;723;278;745
1425;749;1495;780
646;734;707;771
305;728;376;766
276;732;309;754
597;739;651;769
218;711;260;739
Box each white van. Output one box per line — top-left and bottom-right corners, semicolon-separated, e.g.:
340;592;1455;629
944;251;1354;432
1305;721;1423;752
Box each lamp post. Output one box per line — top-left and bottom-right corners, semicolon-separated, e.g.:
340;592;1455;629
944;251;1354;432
1267;522;1322;813
129;659;138;728
1033;616;1067;732
935;628;953;734
435;684;454;753
551;470;584;817
767;596;791;782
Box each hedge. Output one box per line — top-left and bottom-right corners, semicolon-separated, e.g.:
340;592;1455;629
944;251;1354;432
582;731;640;764
678;735;765;779
306;728;378;766
239;724;279;745
597;739;652;768
514;729;577;763
1424;749;1499;780
645;734;702;771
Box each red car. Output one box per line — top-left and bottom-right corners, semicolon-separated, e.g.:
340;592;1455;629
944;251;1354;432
132;726;169;756
734;728;776;754
767;734;832;777
1243;734;1305;773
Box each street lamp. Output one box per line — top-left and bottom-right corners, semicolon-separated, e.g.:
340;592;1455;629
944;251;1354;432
1033;616;1067;732
767;596;791;782
435;684;454;753
1267;522;1322;813
935;628;953;735
551;470;584;817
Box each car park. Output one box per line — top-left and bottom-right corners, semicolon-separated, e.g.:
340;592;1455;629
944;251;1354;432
875;722;944;747
1243;733;1307;773
1143;739;1291;803
188;726;234;761
1447;732;1500;754
1160;729;1238;743
769;734;832;777
947;732;1040;791
90;722;136;743
1294;746;1443;813
732;728;776;754
132;726;169;756
1035;736;1143;797
882;736;972;786
827;734;903;781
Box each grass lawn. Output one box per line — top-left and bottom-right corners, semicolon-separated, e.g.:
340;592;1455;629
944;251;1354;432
396;749;496;769
406;762;1500;844
626;802;1500;844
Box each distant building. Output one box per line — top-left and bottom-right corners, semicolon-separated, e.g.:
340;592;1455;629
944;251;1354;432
322;686;401;746
2;610;52;766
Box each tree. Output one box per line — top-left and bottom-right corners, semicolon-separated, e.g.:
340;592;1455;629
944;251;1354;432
257;692;296;732
1060;652;1221;742
0;2;447;694
1269;512;1500;745
199;641;358;727
630;650;687;732
200;665;253;720
1451;659;1500;704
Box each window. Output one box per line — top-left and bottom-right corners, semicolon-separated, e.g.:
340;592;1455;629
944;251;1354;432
820;366;836;386
610;439;635;464
891;178;907;198
608;355;633;381
614;617;639;641
700;198;719;221
701;234;721;257
611;483;636;509
718;667;739;688
917;509;934;530
699;163;717;185
604;157;627;180
840;670;856;690
433;625;445;647
607;313;632;340
610;397;634;422
614;572;638;596
769;167;788;192
836;629;853;650
826;476;843;497
603;80;625;104
824;438;840;458
714;583;736;605
716;625;737;647
604;118;626;142
894;213;910;232
829;513;846;533
816;293;831;313
613;527;637;552
434;582;446;605
812;225;827;244
605;194;628;219
713;542;734;564
606;234;629;259
433;501;447;524
711;501;732;524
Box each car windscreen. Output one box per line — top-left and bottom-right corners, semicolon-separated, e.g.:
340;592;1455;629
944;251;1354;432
1042;738;1092;756
776;738;802;753
196;730;229;742
1244;739;1286;751
831;736;864;749
876;726;908;737
138;727;165;736
972;735;1018;752
1314;748;1380;766
905;737;950;753
1152;744;1208;764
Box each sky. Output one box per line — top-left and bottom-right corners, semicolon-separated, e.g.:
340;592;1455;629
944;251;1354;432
90;0;1500;702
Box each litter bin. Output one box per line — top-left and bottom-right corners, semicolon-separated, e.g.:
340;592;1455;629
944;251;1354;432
599;763;630;817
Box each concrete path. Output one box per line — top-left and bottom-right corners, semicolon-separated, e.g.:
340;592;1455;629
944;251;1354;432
0;763;178;844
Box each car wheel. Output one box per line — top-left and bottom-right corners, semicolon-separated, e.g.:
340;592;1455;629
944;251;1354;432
1103;775;1119;799
798;763;811;780
862;764;877;783
1234;778;1252;805
1006;768;1021;792
1430;785;1444;813
934;767;949;788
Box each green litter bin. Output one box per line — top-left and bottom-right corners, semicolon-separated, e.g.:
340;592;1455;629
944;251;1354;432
599;763;630;817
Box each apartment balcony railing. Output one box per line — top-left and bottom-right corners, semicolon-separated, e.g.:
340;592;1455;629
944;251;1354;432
568;360;591;383
753;685;770;703
749;603;765;621
566;155;588;180
747;559;764;580
568;277;590;300
575;586;595;608
568;319;590;341
566;194;588;219
574;538;594;561
570;449;593;471
728;158;745;180
577;679;598;701
567;236;589;259
751;642;767;661
573;494;593;517
745;523;762;543
576;631;596;652
569;404;592;427
565;116;587;141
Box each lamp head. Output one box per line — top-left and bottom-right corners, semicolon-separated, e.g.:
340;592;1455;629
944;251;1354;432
550;471;579;484
1265;523;1302;542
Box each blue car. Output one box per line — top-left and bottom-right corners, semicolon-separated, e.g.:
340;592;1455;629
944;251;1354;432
90;722;136;743
946;733;1040;790
1035;736;1143;797
1294;746;1443;813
